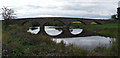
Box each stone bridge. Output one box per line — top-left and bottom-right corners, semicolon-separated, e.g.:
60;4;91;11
4;17;116;38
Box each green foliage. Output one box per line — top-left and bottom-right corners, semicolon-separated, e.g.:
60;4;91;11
111;14;117;20
69;23;84;29
91;22;97;25
72;21;82;23
45;20;64;26
23;21;40;27
88;47;110;56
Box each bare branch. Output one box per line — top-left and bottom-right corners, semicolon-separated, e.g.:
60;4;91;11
1;7;16;20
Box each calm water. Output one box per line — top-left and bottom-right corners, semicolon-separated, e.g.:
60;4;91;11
69;28;83;35
27;27;40;34
45;26;63;36
27;26;112;50
53;36;112;50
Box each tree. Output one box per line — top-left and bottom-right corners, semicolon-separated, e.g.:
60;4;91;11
1;7;16;20
111;14;117;20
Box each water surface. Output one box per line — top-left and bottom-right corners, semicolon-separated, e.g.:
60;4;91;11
27;27;40;34
52;36;112;50
45;26;63;36
27;26;112;50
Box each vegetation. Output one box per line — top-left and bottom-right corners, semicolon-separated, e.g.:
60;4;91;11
90;22;98;25
84;22;119;56
1;7;16;20
111;14;117;20
69;23;84;29
45;20;64;26
23;21;40;27
2;21;118;56
2;24;88;56
84;22;119;38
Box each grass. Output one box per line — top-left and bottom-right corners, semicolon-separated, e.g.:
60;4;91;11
84;22;119;56
84;22;119;38
86;22;118;29
2;22;119;56
69;23;84;29
45;20;64;26
2;24;88;56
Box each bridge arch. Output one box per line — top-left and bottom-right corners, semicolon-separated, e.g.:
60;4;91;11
44;19;65;26
90;21;98;25
68;21;85;28
22;20;41;34
22;20;40;26
68;21;84;35
92;21;102;24
42;20;65;36
76;20;87;25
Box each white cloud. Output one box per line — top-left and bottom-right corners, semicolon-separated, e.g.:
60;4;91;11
0;0;119;20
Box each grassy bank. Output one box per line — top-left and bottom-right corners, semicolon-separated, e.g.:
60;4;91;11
2;24;88;56
84;22;119;38
84;22;119;56
2;22;118;56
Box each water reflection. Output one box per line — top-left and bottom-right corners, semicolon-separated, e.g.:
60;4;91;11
27;27;40;34
27;26;84;35
45;26;63;36
52;36;112;50
27;26;112;50
70;28;83;35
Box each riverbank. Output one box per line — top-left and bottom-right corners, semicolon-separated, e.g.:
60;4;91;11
84;22;119;56
84;22;119;38
2;24;88;56
2;22;118;56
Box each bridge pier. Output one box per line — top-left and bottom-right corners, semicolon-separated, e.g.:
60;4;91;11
37;25;73;38
37;24;98;38
56;26;73;38
38;25;48;36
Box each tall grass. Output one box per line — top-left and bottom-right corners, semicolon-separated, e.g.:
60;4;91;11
2;24;88;56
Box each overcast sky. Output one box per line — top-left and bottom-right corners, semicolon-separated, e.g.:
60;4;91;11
0;0;119;20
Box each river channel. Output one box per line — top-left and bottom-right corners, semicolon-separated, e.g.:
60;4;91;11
27;26;113;50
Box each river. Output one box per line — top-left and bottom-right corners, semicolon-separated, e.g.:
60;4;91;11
27;26;113;50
